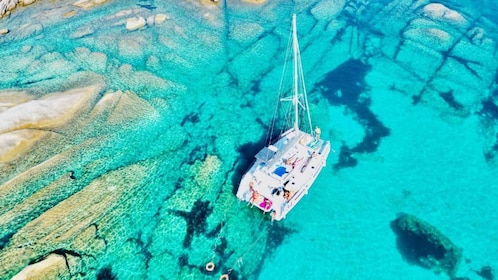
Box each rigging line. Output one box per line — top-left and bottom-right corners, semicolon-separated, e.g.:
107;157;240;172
267;22;294;144
209;194;241;261
297;43;313;134
225;220;274;273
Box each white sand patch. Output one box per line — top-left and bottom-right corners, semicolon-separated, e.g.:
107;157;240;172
0;84;103;134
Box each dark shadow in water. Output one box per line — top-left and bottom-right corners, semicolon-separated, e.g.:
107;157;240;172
0;231;14;250
250;222;296;280
335;144;358;169
231;141;261;194
180;112;200;126
439;90;463;110
168;200;213;248
126;230;153;270
187;144;207;165
479;96;498;162
316;59;389;170
480;97;498;120
97;266;117;280
136;0;156;10
231;131;280;194
265;223;296;254
476;266;495;280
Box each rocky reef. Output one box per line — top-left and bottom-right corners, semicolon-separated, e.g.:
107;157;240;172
391;213;462;278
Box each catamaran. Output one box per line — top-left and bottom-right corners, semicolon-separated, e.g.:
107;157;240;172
236;14;331;221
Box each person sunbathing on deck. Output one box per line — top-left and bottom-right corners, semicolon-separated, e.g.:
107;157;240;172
285;157;303;169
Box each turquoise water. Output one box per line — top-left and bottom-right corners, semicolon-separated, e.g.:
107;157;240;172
0;0;497;279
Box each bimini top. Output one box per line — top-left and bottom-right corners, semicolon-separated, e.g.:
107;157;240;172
254;145;277;163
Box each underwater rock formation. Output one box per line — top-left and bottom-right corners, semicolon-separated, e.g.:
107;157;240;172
391;213;462;278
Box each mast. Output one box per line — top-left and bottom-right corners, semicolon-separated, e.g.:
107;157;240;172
292;14;299;132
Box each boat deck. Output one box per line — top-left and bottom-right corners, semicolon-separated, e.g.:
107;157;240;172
237;129;330;220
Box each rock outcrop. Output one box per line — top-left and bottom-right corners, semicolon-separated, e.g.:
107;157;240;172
391;213;462;278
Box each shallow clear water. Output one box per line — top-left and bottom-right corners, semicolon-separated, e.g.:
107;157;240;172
0;0;497;279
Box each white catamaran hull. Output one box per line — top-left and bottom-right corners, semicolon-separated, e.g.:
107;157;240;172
236;128;330;221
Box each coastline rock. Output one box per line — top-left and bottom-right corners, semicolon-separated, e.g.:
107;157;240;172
11;254;69;280
126;16;146;31
73;0;94;9
0;90;35;113
0;129;50;162
0;84;103;134
0;0;16;18
19;0;35;6
391;213;462;278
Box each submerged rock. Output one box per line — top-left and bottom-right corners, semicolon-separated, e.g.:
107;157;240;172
391;213;462;278
423;3;468;28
